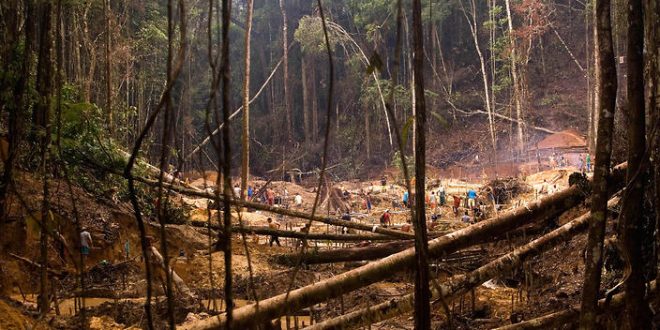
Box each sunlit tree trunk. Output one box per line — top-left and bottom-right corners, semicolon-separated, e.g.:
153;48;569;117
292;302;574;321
241;0;254;201
302;56;310;143
104;0;112;134
578;0;618;326
461;0;496;152
505;0;525;157
279;0;292;143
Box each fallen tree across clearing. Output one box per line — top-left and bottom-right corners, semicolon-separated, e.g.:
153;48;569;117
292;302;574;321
189;220;397;241
179;163;627;330
305;196;621;329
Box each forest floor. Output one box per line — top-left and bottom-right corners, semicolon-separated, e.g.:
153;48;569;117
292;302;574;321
0;157;628;330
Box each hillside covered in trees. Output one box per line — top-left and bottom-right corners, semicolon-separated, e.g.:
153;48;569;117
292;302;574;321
0;0;659;329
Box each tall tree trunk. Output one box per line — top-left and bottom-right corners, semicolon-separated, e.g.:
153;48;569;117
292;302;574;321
645;0;660;310
505;0;524;157
578;0;619;326
35;0;54;315
302;56;310;143
311;59;319;143
104;0;112;134
412;0;430;327
241;0;254;201
279;0;292;143
619;0;651;327
220;0;234;326
461;0;496;152
365;106;371;159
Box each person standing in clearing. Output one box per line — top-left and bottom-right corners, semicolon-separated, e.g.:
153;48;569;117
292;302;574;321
402;190;409;208
80;227;93;258
380;209;392;227
267;217;281;247
297;223;311;250
438;185;446;206
467;188;477;209
586;153;592;172
294;192;303;209
452;194;461;216
233;184;241;197
429;191;437;211
266;188;275;206
247;185;254;200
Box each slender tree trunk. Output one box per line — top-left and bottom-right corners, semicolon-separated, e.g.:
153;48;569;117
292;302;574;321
412;0;430;327
311;60;319;143
578;0;619;326
302;56;310;143
220;0;234;326
279;0;292;143
461;0;496;152
241;0;254;201
505;0;524;157
104;0;112;134
619;0;651;327
35;0;53;316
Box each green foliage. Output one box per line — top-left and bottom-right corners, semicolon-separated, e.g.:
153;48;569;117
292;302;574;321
294;16;345;56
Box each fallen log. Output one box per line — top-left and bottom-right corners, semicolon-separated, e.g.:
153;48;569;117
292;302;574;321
9;253;66;277
305;196;621;329
493;280;656;330
148;246;196;300
272;241;413;266
270;230;453;265
130;174;414;239
179;164;628;330
189;220;397;241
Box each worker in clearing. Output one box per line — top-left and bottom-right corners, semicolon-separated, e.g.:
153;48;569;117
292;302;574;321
438;185;446;206
267;217;281;247
452;194;462;216
80;226;93;258
461;210;472;223
266;188;275;206
380;209;392;227
586;153;592;172
467;188;477;209
294;192;303;209
297;223;311;250
429;191;437;211
402;190;409;208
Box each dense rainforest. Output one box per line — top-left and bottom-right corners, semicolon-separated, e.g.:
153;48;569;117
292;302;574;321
0;0;659;329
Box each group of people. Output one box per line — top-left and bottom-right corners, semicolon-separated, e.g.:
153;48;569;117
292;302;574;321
233;183;304;209
550;152;592;173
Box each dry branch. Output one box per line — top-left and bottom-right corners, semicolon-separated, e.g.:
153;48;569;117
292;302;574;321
179;164;627;330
